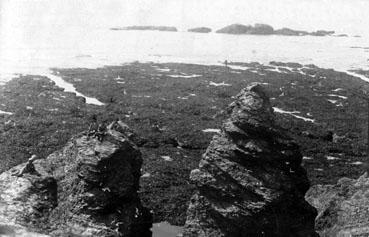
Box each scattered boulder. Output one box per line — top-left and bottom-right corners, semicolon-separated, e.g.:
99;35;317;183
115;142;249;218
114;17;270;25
306;172;369;236
182;84;318;237
0;121;152;236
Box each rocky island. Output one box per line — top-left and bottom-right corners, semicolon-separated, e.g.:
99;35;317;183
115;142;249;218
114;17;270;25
187;27;212;33
110;26;178;32
216;23;336;36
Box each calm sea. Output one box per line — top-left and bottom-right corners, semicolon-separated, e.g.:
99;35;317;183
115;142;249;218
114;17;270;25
0;27;369;83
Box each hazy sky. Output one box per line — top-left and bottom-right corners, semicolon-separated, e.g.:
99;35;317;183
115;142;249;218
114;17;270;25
1;0;369;35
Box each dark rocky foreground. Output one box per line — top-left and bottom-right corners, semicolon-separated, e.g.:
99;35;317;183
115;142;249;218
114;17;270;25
1;62;369;229
0;121;152;236
183;84;318;237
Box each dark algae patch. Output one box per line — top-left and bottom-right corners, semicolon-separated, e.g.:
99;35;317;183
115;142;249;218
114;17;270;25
1;62;369;226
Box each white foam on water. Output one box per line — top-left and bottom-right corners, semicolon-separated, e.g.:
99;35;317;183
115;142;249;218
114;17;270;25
327;99;338;104
0;110;13;115
344;70;369;82
156;68;171;72
168;74;201;78
328;94;348;99
202;128;221;133
209;81;231;87
161;156;173;162
350;161;364;165
227;65;250;71
45;73;105;106
303;156;313;160
141;173;151;178
273;107;315;122
326;156;340;160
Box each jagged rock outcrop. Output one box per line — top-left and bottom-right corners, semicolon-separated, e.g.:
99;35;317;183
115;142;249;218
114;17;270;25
182;84;318;237
306;172;369;237
0;121;152;236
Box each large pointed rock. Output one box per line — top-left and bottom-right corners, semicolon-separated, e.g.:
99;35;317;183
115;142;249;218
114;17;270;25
183;84;318;237
0;121;152;236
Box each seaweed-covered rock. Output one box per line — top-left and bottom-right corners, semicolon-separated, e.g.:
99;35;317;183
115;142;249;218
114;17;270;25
306;172;369;237
183;84;318;237
0;121;152;236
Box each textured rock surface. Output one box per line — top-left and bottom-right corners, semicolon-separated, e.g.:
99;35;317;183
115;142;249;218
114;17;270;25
0;121;152;236
306;172;369;237
182;84;318;237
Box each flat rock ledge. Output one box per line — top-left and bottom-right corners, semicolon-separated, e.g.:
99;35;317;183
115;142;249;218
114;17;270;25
182;84;318;237
0;121;152;236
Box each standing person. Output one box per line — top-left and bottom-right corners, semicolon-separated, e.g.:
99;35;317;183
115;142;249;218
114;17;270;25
224;60;229;72
87;114;98;137
95;123;107;142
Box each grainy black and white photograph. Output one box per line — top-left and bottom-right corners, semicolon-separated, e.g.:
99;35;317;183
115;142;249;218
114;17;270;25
0;0;369;236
